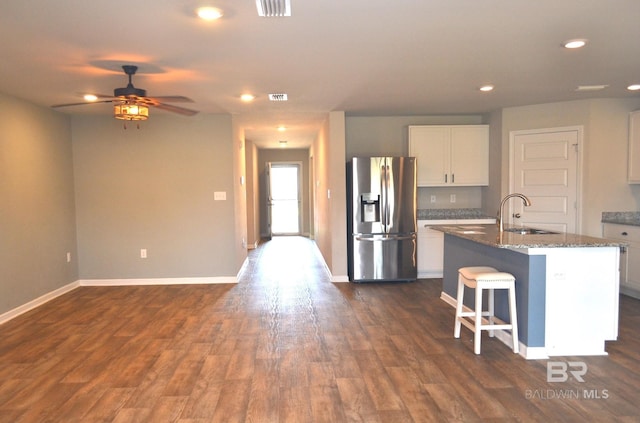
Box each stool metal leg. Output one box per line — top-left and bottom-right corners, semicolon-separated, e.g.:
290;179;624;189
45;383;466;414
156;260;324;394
488;287;495;337
454;276;464;338
474;286;483;354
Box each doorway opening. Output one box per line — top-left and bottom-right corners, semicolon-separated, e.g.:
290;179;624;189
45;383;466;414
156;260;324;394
267;162;302;236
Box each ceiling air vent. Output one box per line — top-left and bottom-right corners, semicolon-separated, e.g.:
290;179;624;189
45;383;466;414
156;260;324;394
268;93;288;101
256;0;291;17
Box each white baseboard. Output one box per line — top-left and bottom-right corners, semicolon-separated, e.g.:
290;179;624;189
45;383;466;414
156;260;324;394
331;275;350;283
418;271;444;279
0;280;80;325
0;276;240;326
79;276;238;286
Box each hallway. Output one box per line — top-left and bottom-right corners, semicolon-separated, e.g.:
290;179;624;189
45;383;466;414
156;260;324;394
0;237;639;421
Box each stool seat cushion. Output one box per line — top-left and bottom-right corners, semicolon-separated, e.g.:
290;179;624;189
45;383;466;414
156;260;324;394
455;266;519;354
459;266;515;282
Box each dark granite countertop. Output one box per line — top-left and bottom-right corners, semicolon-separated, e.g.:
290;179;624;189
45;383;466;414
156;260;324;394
430;224;624;249
602;211;640;227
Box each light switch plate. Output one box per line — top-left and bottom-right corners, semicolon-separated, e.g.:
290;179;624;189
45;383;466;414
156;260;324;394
214;191;226;201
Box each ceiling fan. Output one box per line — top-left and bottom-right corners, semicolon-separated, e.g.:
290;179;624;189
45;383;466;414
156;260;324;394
52;65;198;120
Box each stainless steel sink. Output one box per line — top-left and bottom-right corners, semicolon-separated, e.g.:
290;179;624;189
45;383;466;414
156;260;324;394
503;227;558;235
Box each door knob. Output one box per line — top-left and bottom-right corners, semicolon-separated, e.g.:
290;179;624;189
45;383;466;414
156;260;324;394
513;213;521;218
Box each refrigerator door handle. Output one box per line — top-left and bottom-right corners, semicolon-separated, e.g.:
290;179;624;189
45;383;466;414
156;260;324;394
379;163;384;231
381;162;390;233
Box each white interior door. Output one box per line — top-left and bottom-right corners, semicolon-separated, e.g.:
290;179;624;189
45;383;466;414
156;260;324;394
267;162;301;235
510;127;580;233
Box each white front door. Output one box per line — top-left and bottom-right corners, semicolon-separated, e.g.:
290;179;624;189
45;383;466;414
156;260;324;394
510;127;581;233
267;162;302;235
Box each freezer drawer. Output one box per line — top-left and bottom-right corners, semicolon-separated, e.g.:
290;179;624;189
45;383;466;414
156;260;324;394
350;234;417;282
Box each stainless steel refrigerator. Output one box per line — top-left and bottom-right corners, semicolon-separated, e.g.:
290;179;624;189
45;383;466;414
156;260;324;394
347;157;417;282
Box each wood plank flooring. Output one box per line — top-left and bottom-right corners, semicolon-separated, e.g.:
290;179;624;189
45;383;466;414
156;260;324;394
1;236;639;422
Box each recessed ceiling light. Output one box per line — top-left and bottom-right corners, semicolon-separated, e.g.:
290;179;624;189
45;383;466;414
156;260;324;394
240;93;255;102
277;126;287;132
83;94;98;102
628;84;640;91
279;140;288;147
564;39;587;49
479;85;494;92
196;6;223;21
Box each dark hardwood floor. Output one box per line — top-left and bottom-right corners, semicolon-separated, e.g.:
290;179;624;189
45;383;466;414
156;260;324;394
0;236;639;422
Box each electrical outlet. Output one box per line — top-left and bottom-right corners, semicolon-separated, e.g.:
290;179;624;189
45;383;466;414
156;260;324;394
66;252;71;263
450;194;456;203
140;249;147;259
430;195;436;203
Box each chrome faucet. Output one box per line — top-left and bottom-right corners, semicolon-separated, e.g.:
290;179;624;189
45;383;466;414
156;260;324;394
498;193;532;232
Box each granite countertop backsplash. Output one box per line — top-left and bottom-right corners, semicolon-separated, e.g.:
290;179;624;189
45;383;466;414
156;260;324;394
417;208;494;220
602;211;640;226
433;224;624;249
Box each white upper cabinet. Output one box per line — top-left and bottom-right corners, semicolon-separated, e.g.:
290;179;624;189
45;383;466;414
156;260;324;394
408;125;489;187
628;110;640;183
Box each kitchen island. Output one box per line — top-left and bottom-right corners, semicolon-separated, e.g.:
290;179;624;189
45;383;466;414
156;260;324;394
432;224;623;359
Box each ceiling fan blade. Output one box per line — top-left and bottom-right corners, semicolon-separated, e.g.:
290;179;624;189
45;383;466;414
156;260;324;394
51;99;114;108
146;95;194;103
147;101;199;116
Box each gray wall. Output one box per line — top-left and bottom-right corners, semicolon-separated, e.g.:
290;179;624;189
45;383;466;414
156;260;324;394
0;93;78;315
72;113;238;279
346;115;487;210
499;98;640;236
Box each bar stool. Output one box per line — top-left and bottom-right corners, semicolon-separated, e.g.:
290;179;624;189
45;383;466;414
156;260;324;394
454;266;519;354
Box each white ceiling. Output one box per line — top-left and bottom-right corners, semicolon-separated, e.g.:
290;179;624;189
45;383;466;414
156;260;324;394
1;0;639;149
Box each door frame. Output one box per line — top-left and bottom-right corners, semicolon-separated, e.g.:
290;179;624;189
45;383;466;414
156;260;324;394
266;161;303;236
508;126;584;233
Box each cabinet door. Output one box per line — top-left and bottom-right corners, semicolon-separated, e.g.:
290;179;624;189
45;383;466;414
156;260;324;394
603;223;640;297
409;126;449;186
450;126;489;186
417;226;444;278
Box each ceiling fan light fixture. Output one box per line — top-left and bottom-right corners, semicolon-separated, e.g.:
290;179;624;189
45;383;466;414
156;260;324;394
83;94;98;102
114;101;149;121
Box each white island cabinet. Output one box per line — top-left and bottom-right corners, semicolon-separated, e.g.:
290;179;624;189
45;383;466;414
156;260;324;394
436;224;622;359
409;125;489;187
417;218;495;278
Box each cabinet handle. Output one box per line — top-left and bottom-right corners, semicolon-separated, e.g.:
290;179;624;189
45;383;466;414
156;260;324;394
444;174;447;183
452;173;455;183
